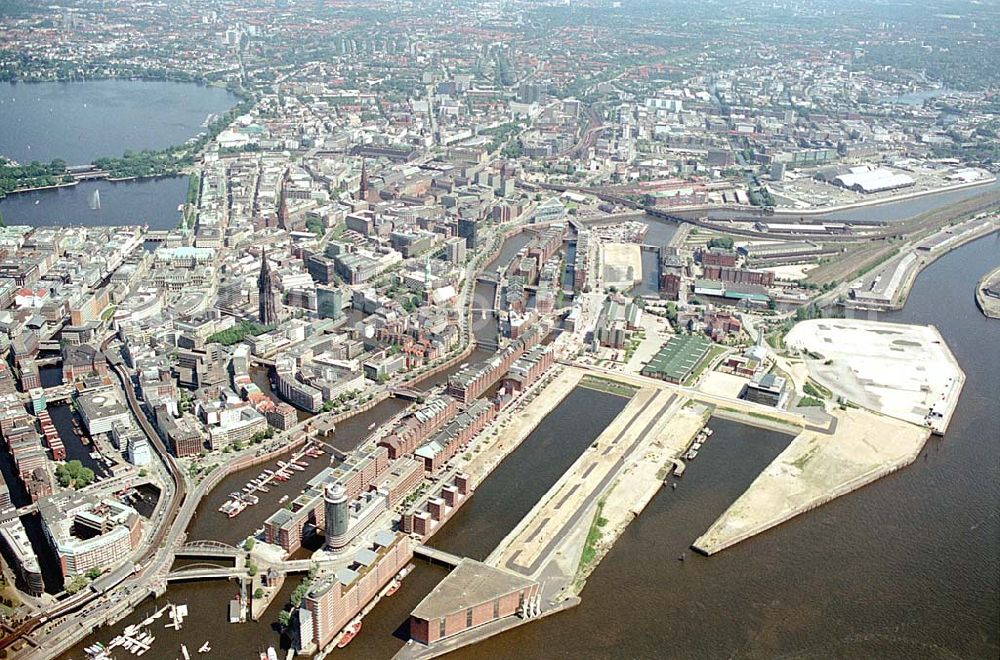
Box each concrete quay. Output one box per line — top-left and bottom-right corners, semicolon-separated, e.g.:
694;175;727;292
489;388;678;580
394;596;580;660
693;407;930;555
488;390;710;595
561;361;816;433
975;264;1000;319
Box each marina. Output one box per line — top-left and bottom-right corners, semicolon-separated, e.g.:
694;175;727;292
217;443;325;518
83;603;189;659
0;0;993;656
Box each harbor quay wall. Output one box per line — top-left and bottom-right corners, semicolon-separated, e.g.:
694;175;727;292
845;221;1000;313
395;596;581;660
326;391;391;425
975;272;1000;320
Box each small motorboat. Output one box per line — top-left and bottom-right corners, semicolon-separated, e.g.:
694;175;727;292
337;619;362;648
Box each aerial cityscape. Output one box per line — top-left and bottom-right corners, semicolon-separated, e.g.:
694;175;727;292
0;0;997;659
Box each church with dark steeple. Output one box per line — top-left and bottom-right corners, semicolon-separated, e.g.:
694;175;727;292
258;249;281;325
357;158;369;202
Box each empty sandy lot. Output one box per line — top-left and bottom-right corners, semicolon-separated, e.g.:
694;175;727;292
785;319;963;427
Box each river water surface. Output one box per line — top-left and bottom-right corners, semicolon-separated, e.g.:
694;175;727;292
448;231;1000;660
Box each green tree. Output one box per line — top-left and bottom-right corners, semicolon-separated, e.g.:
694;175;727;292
55;460;95;488
64;575;88;594
708;237;734;250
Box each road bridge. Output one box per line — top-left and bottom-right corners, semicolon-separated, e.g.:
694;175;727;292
249;355;276;368
166;566;245;583
173;540;243;560
390;387;425;401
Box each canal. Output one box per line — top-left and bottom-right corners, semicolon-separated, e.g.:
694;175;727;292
59;383;628;660
332;384;631;660
184;396;409;547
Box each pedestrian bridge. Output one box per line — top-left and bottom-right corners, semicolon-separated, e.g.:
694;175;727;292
166;556;314;582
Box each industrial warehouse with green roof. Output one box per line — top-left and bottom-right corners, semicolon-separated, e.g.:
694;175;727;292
640;335;713;384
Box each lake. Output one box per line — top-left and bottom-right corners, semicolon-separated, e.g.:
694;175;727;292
0;80;237;165
0;176;188;230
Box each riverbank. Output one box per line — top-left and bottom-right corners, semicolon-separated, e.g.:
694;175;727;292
975;265;1000;319
0;179;79;198
1;171;186;198
766;175;998;216
888;218;1000;311
624;175;998;220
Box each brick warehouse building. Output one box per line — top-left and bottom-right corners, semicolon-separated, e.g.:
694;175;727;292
409;558;540;645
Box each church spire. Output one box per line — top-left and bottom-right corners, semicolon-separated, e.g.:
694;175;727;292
258;248;279;325
358;158;369;201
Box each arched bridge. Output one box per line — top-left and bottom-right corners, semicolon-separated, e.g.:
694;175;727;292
173;540;243;559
